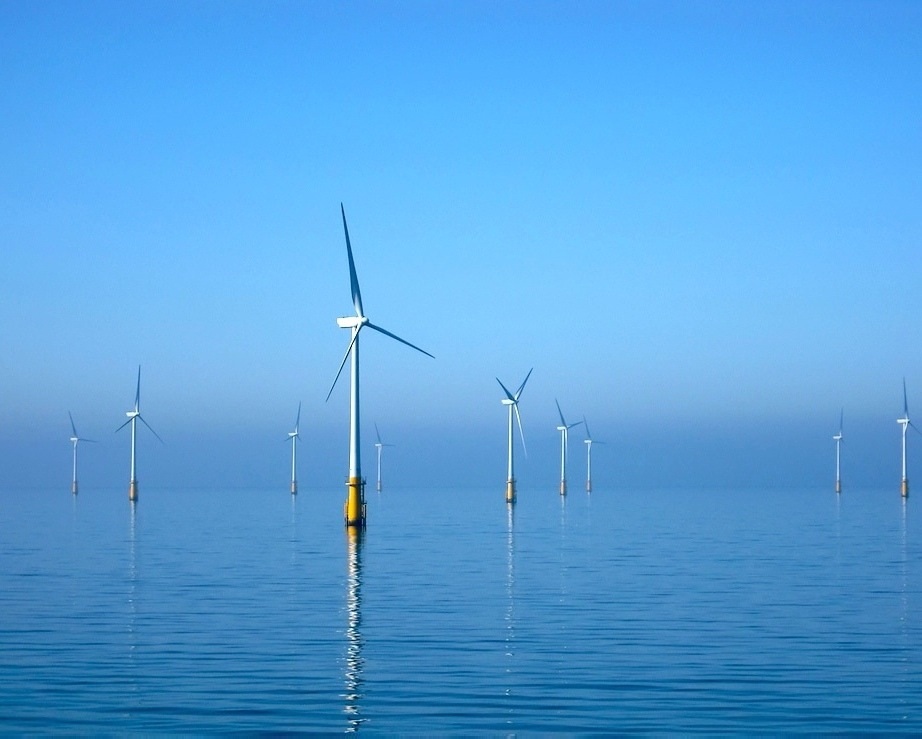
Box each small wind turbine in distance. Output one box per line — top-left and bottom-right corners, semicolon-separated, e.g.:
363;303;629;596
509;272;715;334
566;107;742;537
555;399;582;496
373;423;394;492
115;366;163;502
897;378;919;498
68;411;97;495
583;416;604;493
288;402;301;495
833;409;843;494
326;204;434;529
497;368;532;504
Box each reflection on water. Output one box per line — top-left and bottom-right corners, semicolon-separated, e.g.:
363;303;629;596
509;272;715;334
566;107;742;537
504;503;516;718
344;529;365;732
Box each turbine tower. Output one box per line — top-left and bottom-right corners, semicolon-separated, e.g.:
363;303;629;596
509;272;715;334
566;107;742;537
327;204;433;528
288;402;301;495
68;411;96;495
497;368;532;504
116;366;162;501
374;423;394;492
555;400;582;496
583;416;604;493
898;378;912;497
833;409;843;494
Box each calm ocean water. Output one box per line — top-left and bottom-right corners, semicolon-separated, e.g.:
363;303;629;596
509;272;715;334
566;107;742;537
1;482;920;733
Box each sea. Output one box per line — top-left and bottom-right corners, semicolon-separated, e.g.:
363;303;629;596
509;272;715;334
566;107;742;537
1;482;920;734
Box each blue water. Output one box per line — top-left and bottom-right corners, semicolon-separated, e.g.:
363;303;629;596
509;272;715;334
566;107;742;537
1;484;920;733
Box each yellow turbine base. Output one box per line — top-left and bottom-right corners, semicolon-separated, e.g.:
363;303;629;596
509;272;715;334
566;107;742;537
505;479;516;503
345;477;366;527
902;479;909;497
128;480;138;501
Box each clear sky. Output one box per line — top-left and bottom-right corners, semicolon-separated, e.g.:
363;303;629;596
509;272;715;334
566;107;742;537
2;1;921;493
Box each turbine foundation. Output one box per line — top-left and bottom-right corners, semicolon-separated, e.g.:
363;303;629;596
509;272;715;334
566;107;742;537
835;480;841;494
345;477;366;528
376;480;382;492
72;481;78;495
902;479;909;497
560;480;567;496
505;479;516;503
586;480;592;493
291;480;298;495
128;480;138;502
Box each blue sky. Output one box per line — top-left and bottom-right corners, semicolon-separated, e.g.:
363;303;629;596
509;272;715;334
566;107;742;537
2;1;921;492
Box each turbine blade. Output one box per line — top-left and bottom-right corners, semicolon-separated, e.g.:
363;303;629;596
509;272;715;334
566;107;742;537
839;408;844;434
68;411;78;438
115;417;132;433
911;420;922;438
365;321;434;359
568;420;583;431
514;368;533;401
138;415;164;444
295;401;301;432
326;326;362;402
341;204;364;317
375;423;382;445
555;398;566;427
904;377;909;417
496;377;515;402
514;403;527;457
135;365;141;411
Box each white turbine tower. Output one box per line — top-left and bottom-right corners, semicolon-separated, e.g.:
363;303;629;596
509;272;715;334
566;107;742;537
583;416;604;493
555;400;582;496
68;411;96;495
116;366;162;502
374;423;394;492
833;409;843;494
288;402;301;495
898;378;915;498
327;204;433;528
497;368;532;504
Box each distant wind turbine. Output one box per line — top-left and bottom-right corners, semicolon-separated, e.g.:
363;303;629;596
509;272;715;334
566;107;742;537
497;368;532;504
833;409;843;494
326;204;434;528
555;400;582;496
897;378;918;498
374;423;394;492
288;402;301;495
68;411;96;495
115;366;163;501
583;416;604;493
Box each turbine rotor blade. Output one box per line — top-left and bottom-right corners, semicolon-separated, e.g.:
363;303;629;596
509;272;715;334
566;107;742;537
138;415;164;444
583;416;592;440
904;377;910;417
514;368;533;400
375;423;382;445
365;321;434;359
341;204;364;318
115;417;133;433
295;401;301;431
326;325;363;402
135;366;141;411
496;377;516;402
514;404;527;457
68;410;78;438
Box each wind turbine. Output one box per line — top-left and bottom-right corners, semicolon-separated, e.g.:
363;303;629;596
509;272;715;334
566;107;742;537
373;423;394;492
555;400;582;496
115;366;162;501
833;409;843;494
68;411;96;495
898;378;915;498
288;402;301;495
497;368;532;504
327;204;433;528
583;416;604;493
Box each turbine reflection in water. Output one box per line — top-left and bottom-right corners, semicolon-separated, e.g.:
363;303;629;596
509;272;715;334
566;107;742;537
343;529;365;732
504;502;516;719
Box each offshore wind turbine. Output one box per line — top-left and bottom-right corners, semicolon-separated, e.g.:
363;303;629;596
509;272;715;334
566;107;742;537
898;378;913;497
497;368;532;504
288;402;301;495
68;411;96;495
555;400;582;496
326;204;434;528
833;409;843;494
583;416;604;493
115;366;162;501
373;423;394;492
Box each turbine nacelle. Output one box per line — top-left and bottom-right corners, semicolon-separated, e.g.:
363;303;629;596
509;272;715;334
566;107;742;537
126;410;139;419
337;316;367;329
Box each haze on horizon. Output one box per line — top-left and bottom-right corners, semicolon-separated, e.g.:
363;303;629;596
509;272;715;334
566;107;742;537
2;2;921;493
